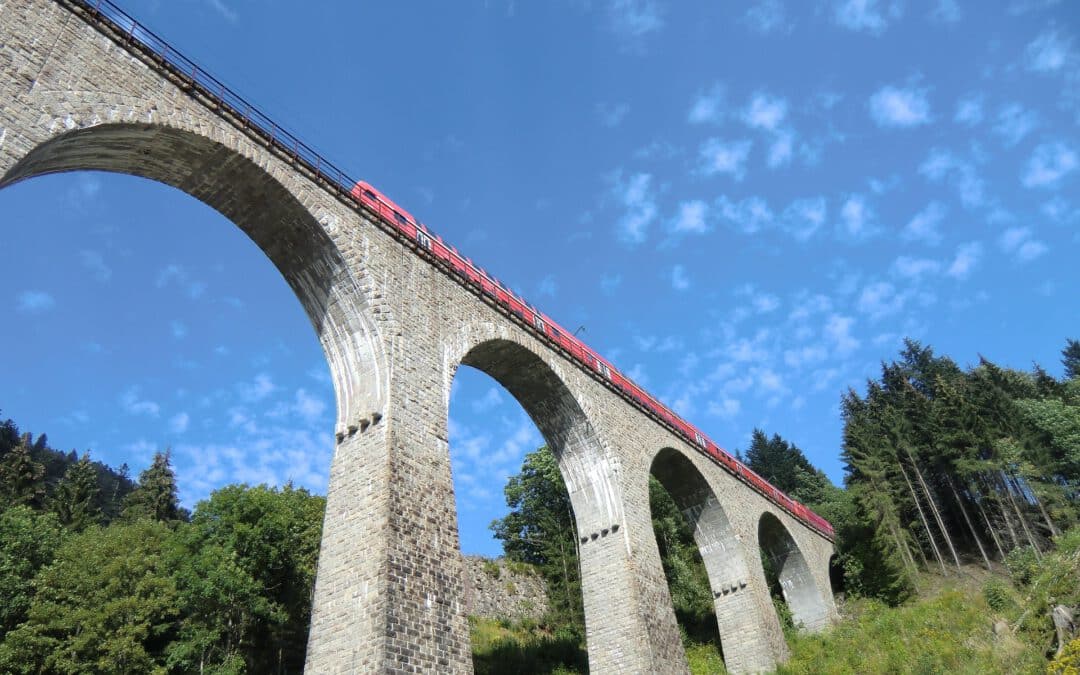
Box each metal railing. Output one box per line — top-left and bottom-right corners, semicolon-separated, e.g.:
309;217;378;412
62;0;835;541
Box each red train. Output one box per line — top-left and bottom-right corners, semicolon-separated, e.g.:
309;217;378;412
350;181;835;541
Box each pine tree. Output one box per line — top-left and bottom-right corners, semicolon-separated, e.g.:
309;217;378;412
0;439;46;509
1062;338;1080;381
123;451;181;523
50;453;101;531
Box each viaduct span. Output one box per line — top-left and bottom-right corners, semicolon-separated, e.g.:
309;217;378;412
0;1;838;671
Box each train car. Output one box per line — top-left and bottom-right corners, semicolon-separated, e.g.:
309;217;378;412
348;179;835;540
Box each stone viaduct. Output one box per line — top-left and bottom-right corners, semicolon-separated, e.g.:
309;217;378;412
0;0;838;671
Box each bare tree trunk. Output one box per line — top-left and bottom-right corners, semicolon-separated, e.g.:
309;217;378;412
971;481;1007;561
1019;475;1060;539
899;459;946;573
1002;472;1042;558
945;473;991;570
984;473;1021;551
904;445;962;570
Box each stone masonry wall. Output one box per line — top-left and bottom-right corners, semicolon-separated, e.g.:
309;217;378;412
461;556;549;623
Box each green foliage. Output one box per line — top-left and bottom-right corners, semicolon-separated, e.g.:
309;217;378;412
1007;546;1042;586
982;578;1017;613
0;519;178;674
123;451;182;523
491;447;584;632
169;483;325;674
649;477;714;629
50;452;102;531
0;440;46;509
0;507;63;637
469;616;587;675
777;587;1045;675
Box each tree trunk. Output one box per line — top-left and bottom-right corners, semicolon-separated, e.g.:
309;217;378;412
904;446;962;570
945;472;992;570
983;473;1020;551
971;480;1007;561
1020;475;1060;539
899;459;946;573
1001;472;1042;558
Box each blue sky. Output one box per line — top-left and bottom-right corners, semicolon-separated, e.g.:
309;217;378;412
2;0;1078;555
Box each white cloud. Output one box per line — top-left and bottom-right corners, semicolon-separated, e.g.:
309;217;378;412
699;138;753;179
471;386;504;413
121;387;160;417
781;197;826;241
156;263;207;299
946;241;983;280
716;195;774;234
239;373;276;402
170;412;190;434
824;314;860;356
993;104;1038;146
608;0;664;37
783;345;828;369
671;264;690;291
16;290;55;313
857;281;906;318
929;0;961;22
834;0;901;34
744;0;791;34
611;171;657;244
1022;142;1078;188
707;397;741;419
902;201;947;245
205;0;237;22
767;130;795;168
752;292;780;314
838;194;876;238
954;96;983;126
670;200;709;234
869;85;931;127
892;256;941;280
998;226;1049;263
743;93;788;131
596;102;630;127
1026;29;1074;73
600;273;622;295
80;250;112;282
294;388;327;421
688;84;725;124
919;148;985;208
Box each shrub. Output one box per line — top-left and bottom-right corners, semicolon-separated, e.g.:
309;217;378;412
1006;546;1040;586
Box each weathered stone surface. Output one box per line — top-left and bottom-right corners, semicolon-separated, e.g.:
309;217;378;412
0;2;839;672
461;556;549;623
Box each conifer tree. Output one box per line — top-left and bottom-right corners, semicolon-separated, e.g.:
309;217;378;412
0;439;45;510
123;451;181;523
50;453;101;531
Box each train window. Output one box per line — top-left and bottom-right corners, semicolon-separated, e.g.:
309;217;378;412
416;230;431;250
694;432;706;448
363;190;377;201
393;210;409;226
598;361;610;378
533;315;546;332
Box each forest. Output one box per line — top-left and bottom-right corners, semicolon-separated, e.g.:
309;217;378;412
0;338;1077;673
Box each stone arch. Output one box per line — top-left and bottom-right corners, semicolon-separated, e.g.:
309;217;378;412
649;446;777;673
447;333;648;671
452;336;621;544
757;511;830;632
0;120;385;435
